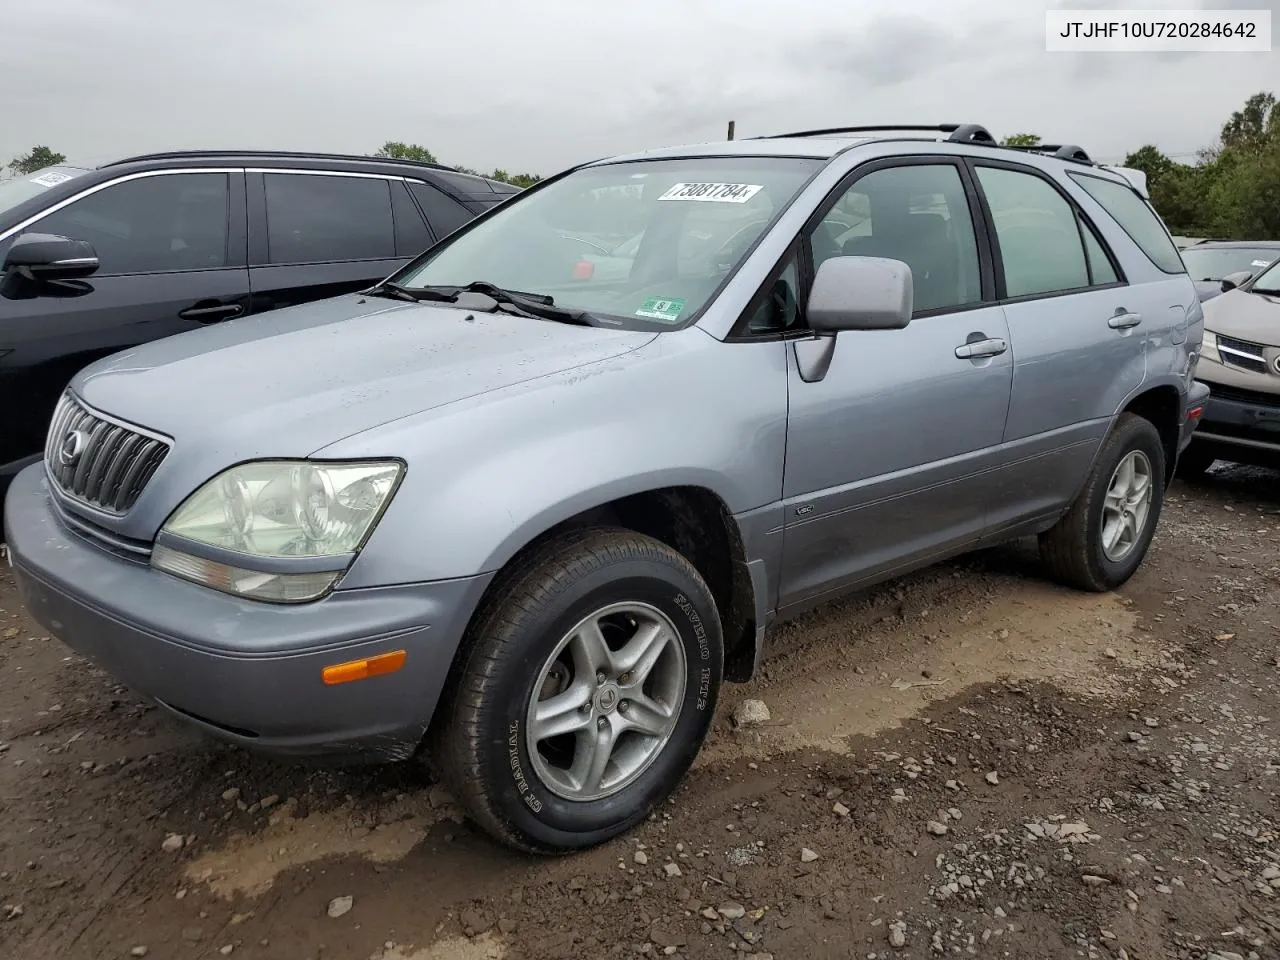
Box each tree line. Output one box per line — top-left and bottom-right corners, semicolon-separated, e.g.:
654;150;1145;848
1000;91;1279;241
7;145;66;176
371;141;542;188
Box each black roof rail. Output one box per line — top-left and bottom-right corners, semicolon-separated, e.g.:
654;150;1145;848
101;149;454;173
746;123;1100;164
998;143;1095;165
1053;145;1092;163
757;123;991;141
946;124;996;144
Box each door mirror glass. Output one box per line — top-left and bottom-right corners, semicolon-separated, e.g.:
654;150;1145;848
807;255;913;332
2;233;100;280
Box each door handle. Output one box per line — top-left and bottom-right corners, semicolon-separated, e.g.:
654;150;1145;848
955;337;1007;360
179;302;243;322
1108;310;1142;330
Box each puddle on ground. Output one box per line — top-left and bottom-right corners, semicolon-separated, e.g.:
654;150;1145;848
186;790;464;898
373;934;505;960
701;583;1144;762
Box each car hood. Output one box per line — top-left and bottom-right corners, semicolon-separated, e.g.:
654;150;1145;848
73;294;656;455
1202;288;1280;346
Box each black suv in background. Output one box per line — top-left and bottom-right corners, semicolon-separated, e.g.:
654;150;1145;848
0;151;518;500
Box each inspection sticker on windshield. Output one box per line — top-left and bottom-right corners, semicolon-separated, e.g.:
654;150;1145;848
635;296;686;322
30;171;72;188
657;182;763;204
1253;259;1272;267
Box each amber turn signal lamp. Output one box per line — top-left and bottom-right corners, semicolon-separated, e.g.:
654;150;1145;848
322;649;407;685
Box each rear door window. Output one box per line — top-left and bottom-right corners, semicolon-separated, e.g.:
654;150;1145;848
264;173;395;264
976;166;1091;298
409;182;476;239
390;180;433;256
1080;216;1120;285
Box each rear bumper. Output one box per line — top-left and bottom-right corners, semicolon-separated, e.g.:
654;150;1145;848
1189;379;1280;458
4;465;491;762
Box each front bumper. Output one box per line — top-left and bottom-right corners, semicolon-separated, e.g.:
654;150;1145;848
4;465;491;762
1189;379;1280;458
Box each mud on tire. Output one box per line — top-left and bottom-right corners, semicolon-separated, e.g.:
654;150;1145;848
431;527;724;854
1040;413;1166;593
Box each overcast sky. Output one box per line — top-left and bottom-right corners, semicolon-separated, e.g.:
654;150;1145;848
3;0;1277;176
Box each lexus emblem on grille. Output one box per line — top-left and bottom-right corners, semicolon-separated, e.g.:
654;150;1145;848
59;429;88;467
1274;355;1280;375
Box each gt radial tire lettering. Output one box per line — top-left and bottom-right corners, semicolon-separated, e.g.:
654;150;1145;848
697;666;712;711
672;593;711;661
506;721;543;812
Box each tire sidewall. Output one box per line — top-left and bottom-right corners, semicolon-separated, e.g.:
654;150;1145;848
1086;420;1166;586
476;555;722;850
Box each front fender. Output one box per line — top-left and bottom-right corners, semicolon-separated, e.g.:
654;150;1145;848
326;330;790;589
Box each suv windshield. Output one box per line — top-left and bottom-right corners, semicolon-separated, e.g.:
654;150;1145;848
1181;246;1279;281
0;167;87;218
394;156;823;329
1250;260;1280;296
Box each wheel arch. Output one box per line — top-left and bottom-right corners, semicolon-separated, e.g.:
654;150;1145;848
458;483;762;693
1119;380;1183;487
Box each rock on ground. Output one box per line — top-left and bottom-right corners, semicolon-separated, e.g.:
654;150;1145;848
732;700;771;727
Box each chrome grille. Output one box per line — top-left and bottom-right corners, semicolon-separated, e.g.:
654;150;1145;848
44;393;171;514
1217;334;1269;375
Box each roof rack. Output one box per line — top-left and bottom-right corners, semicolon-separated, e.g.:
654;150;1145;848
102;149;453;172
999;143;1095;165
757;123;995;144
753;124;1103;167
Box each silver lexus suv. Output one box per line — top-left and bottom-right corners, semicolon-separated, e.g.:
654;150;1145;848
4;123;1207;854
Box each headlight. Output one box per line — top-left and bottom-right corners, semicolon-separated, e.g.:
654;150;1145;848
151;460;403;602
1200;329;1221;363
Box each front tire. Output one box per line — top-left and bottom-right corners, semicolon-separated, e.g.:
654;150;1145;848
1040;413;1166;592
433;527;723;854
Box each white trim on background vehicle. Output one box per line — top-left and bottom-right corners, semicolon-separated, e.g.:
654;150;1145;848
0;168;243;244
245;168;419;183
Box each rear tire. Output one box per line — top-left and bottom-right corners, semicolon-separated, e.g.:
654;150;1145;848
432;527;723;854
1040;413;1166;592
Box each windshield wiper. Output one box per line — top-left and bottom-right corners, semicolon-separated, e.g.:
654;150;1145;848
365;279;596;325
363;281;458;304
1252;287;1280;296
416;281;595;326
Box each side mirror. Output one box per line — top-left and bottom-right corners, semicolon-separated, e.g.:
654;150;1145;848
3;233;100;281
1220;270;1252;292
807;256;913;333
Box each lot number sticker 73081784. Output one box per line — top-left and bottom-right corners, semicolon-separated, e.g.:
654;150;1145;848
657;182;763;203
30;171;73;188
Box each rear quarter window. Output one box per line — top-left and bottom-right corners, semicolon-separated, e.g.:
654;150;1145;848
409;182;475;238
1067;172;1184;275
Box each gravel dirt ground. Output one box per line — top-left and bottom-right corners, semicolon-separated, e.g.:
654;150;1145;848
1;466;1278;960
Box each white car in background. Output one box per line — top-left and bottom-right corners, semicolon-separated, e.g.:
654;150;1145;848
1180;241;1280;303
